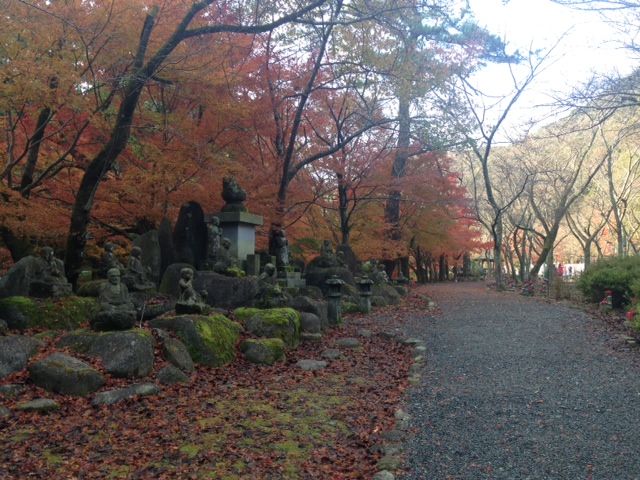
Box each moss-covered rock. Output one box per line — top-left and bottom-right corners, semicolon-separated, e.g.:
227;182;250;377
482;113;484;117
242;308;300;349
342;302;360;314
233;307;263;321
371;296;387;307
239;338;286;365
0;296;98;331
75;280;106;297
149;314;242;367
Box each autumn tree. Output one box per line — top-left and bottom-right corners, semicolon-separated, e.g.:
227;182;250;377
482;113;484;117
22;0;328;285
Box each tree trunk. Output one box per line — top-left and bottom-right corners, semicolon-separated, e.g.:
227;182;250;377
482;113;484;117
20;106;52;197
64;12;156;286
1;226;34;262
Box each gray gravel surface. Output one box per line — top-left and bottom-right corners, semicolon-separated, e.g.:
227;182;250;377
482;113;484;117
400;282;640;480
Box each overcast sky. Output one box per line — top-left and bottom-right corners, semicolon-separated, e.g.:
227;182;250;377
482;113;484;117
466;0;638;133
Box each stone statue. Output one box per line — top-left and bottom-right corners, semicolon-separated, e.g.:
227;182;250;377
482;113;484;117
212;237;236;273
368;259;388;284
220;177;248;212
100;243;124;277
29;246;73;297
176;267;210;315
90;268;136;331
36;247;66;283
123;246;155;292
274;229;290;272
254;263;286;308
206;216;222;264
318;239;337;268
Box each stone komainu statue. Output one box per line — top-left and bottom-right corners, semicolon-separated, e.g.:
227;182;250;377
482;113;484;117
221;177;247;212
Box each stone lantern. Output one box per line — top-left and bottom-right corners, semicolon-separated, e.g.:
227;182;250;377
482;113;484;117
325;275;345;326
357;275;374;314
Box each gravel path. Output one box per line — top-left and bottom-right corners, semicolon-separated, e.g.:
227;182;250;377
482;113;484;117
400;282;640;480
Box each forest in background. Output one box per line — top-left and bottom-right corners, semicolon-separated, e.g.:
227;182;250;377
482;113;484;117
2;0;640;287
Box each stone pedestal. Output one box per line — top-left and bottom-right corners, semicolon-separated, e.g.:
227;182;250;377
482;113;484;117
244;254;261;277
207;212;263;262
277;271;306;288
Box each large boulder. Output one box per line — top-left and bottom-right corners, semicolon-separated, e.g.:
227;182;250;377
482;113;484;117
236;307;300;349
288;296;328;328
299;312;325;334
0;335;42;380
0;256;41;298
149;315;242;367
0;296;98;331
193;271;259;309
58;329;155;378
304;265;355;296
57;330;98;353
158;218;176;283
372;283;402;306
88;330;155;378
239;338;286;365
28;353;105;396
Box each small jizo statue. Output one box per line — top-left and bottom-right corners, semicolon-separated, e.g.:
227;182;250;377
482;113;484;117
124;246;155;292
100;243;125;278
29;246;73;297
176;267;211;315
206;216;222;264
318;239;337;268
212;238;236;274
90;268;136;331
35;247;67;284
254;263;287;308
274;229;290;273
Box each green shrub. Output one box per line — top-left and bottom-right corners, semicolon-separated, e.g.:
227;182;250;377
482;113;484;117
577;256;640;307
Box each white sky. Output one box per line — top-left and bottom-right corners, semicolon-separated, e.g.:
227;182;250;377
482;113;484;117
467;0;639;133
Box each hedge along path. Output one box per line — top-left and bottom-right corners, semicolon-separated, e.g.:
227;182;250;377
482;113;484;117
402;282;640;479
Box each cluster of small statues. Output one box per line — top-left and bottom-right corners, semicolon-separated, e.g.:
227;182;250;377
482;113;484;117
368;259;389;284
29;246;73;297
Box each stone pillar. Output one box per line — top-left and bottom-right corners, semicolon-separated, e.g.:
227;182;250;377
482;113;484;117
244;254;261;277
326;275;345;326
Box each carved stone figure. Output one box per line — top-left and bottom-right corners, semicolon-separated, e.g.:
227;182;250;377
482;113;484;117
274;229;290;272
317;239;337;268
176;267;210;315
254;263;287;308
368;259;389;284
29;247;73;297
90;268;136;331
100;243;125;278
220;177;248;212
212;238;236;273
206;216;222;264
123;246;155;292
36;247;67;283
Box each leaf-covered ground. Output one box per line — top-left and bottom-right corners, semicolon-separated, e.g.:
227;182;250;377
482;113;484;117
0;294;431;479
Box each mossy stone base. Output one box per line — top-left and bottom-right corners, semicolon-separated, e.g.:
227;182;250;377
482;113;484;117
0;296;98;331
241;308;300;349
149;315;242;367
